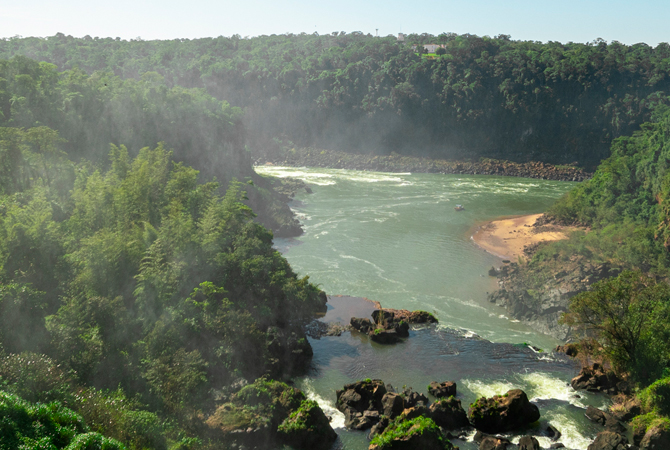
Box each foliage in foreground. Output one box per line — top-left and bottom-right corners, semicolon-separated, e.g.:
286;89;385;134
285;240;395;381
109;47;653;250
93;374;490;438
0;129;325;448
562;271;670;383
0;390;126;450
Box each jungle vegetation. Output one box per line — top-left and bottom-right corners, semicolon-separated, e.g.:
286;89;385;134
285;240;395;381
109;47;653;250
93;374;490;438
3;32;670;168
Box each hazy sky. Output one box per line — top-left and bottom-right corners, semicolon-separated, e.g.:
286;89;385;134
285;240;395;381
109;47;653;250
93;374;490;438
2;0;668;46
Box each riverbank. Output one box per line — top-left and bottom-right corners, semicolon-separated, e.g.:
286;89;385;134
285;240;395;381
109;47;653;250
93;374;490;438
471;213;578;261
255;147;592;182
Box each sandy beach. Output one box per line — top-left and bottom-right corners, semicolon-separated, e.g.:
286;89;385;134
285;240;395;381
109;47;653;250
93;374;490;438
472;213;575;260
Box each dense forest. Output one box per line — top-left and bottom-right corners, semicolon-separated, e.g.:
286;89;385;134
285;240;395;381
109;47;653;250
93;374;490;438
0;56;301;236
3;32;670;168
0;54;334;448
3;31;670;448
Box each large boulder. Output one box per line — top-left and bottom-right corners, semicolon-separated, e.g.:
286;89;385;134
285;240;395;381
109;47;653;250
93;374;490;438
518;435;541;450
206;378;317;449
382;393;405;419
640;423;670;449
429;397;470;430
428;381;457;398
468;389;540;433
337;379;387;430
368;416;454;450
571;363;620;393
587;431;628;450
277;399;338;450
336;379;387;414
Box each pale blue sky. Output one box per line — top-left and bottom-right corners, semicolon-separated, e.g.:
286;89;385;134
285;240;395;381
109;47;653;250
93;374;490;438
1;0;668;45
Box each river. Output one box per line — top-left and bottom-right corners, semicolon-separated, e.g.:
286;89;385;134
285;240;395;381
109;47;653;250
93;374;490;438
255;166;608;450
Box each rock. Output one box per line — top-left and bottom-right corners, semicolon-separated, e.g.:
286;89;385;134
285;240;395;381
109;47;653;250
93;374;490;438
344;409;375;430
368;416;390;440
585;406;626;434
547;424;562;441
370;329;403;344
277;399;338;450
402;387;429;407
640;423;670;449
518;435;541;450
368;416;454;450
407;310;438;323
468;389;540;433
489;266;499;277
428;396;470;430
398;405;431;422
428;381;457;398
371;309;396;327
336;379;387;414
395;320;410;338
381;393;405;419
610;398;641;422
587;431;629;450
479;435;512;450
572;363;620;393
554;343;579;357
351;317;374;333
585;405;608;425
549;444;565;449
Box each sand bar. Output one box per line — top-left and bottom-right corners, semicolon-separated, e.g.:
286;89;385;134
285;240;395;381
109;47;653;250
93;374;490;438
472;213;575;261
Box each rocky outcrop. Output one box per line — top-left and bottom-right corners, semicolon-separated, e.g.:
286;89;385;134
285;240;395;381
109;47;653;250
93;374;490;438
639;423;670;449
609;397;641;422
336;379;387;430
468;389;540;433
572;363;621;394
587;431;629;450
428;381;457;398
277;399;338;449
584;405;627;434
369;416;455;450
382;392;406;419
402;386;429;408
488;258;621;341
428;397;469;430
518;435;541;450
207;378;335;449
351;307;434;345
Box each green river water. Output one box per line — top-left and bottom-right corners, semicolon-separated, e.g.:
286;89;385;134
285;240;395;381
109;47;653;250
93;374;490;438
255;166;610;450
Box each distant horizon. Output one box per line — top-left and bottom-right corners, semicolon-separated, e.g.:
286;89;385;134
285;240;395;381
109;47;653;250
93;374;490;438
2;31;667;48
2;0;668;47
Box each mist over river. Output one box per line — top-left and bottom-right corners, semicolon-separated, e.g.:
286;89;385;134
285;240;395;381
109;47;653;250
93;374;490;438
255;166;609;450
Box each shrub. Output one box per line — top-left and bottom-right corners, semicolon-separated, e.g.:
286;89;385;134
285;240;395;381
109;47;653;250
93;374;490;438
0;352;74;405
639;376;670;416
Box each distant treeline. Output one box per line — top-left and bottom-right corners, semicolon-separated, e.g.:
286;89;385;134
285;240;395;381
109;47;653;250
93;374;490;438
3;32;670;168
